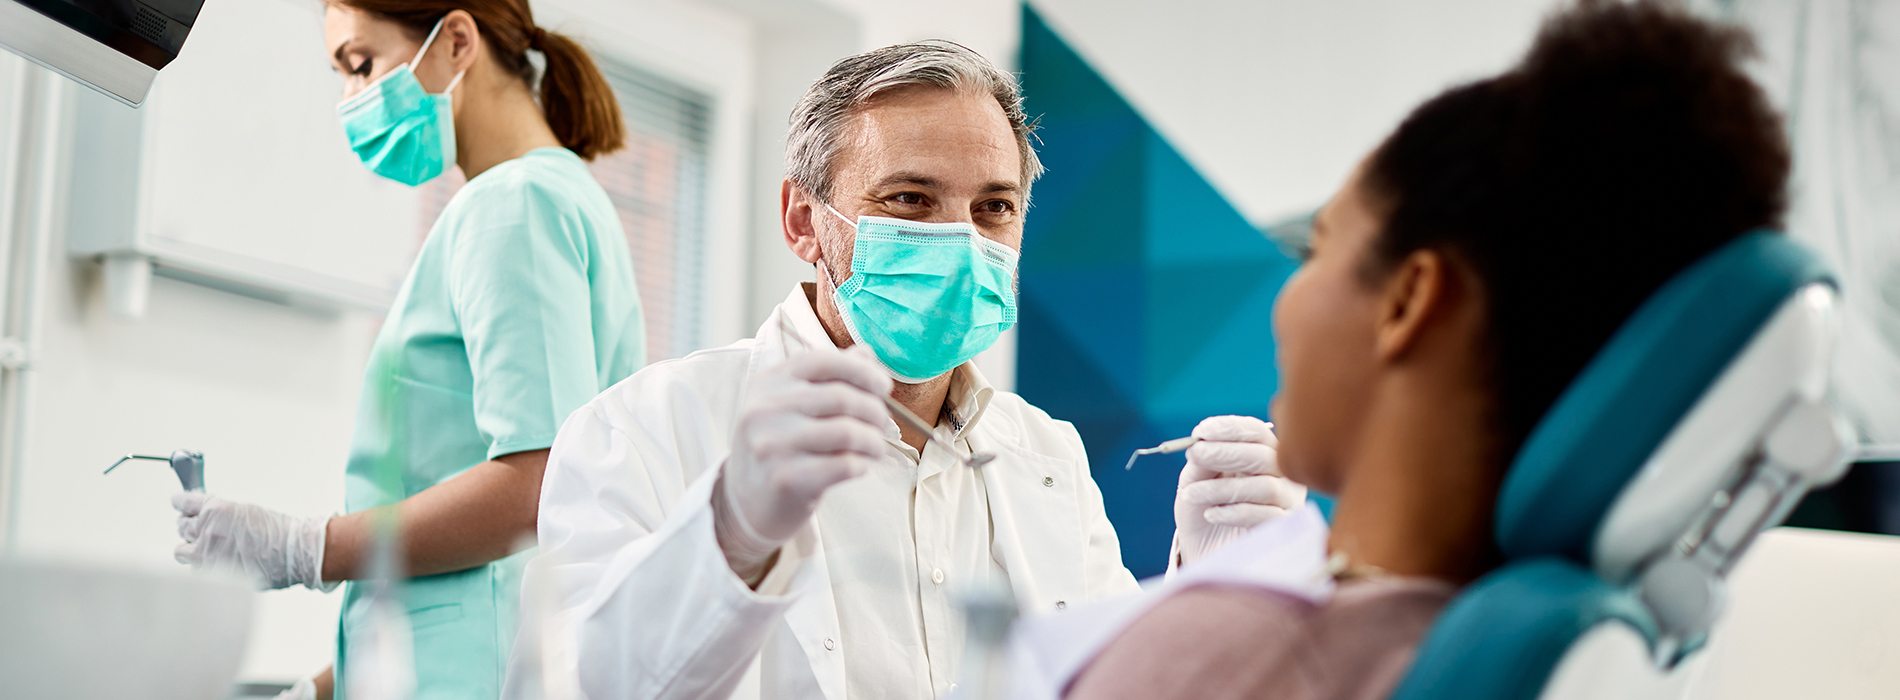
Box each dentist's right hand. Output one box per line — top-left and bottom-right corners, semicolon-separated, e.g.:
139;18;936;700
713;344;893;584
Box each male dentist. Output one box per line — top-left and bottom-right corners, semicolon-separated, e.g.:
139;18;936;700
505;40;1306;700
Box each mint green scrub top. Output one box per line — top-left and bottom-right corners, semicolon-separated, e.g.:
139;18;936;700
334;148;644;700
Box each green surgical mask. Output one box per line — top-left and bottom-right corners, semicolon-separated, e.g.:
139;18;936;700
821;205;1020;384
336;18;465;186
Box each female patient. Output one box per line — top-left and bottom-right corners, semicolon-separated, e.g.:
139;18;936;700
1061;2;1790;698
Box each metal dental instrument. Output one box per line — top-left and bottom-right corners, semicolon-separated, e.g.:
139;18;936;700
1124;435;1241;559
883;394;996;468
1123;436;1202;470
104;449;206;491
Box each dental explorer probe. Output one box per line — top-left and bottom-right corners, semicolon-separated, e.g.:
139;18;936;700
1122;435;1244;560
779;328;997;469
1123;436;1202;470
883;394;996;468
1125;424;1283;559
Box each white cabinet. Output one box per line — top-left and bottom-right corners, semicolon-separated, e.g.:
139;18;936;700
66;0;419;318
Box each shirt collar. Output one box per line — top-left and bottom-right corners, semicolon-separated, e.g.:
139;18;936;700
777;283;836;354
777;283;996;438
943;358;995;438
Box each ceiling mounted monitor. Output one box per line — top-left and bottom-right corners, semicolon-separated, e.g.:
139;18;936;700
0;0;204;107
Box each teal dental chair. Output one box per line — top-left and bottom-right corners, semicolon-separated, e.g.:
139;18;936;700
1387;231;1857;700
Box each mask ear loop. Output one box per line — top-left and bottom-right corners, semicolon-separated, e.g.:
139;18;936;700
814;203;859;291
411;18;448;71
412;17;469;96
824;204;859;230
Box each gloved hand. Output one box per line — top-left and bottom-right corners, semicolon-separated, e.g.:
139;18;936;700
714;345;893;581
272;675;317;700
1173;415;1307;568
173;492;331;591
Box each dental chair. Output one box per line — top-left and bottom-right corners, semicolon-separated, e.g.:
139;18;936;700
1387;231;1857;700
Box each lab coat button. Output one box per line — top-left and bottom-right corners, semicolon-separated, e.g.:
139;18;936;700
824;638;836;651
1043;476;1055;487
931;568;945;585
1055;600;1067;611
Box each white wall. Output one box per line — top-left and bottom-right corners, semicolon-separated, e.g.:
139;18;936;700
1031;0;1558;225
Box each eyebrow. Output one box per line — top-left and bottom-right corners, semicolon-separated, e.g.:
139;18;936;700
980;180;1026;196
870;172;1025;197
331;39;356;71
872;172;942;190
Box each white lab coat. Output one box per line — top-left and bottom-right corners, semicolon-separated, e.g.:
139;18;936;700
505;286;1139;700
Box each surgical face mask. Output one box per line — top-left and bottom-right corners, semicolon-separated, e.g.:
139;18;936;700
336;19;466;186
820;205;1020;384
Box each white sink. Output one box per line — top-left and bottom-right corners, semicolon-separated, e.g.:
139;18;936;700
0;558;253;700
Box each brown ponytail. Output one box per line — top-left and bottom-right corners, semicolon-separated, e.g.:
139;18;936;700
328;0;626;160
530;28;625;160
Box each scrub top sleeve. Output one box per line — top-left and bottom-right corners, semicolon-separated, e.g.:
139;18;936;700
449;182;602;460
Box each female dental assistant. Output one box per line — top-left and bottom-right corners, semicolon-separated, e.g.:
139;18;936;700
166;2;644;699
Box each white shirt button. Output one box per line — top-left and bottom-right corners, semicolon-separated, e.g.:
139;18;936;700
931;568;945;585
823;638;836;651
1043;476;1055;487
1055;600;1067;611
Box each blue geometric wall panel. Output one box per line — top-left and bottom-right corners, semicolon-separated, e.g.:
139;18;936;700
1017;3;1301;578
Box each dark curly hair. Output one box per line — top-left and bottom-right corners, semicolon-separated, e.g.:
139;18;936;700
1361;0;1791;456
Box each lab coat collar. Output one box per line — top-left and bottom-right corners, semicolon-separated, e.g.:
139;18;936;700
775;283;996;440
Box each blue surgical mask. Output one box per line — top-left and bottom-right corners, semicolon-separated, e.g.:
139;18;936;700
821;205;1020;383
336;19;465;186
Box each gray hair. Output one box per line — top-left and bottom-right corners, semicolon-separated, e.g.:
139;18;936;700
785;40;1043;205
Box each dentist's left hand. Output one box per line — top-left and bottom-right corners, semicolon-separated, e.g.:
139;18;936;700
173;492;332;591
1173;415;1307;568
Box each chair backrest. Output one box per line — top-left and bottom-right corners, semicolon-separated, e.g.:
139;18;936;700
1389;232;1856;700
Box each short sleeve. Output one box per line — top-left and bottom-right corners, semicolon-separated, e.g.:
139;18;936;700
448;177;600;459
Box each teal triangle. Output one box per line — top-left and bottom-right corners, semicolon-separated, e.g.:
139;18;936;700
1018;1;1300;575
1021;130;1147;271
1021;7;1137;120
1025;114;1145;234
1147;273;1291;420
1016;288;1142;423
1019;264;1145;402
1142;131;1284;265
1141;260;1287;399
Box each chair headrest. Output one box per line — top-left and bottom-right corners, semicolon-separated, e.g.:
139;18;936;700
1494;231;1835;563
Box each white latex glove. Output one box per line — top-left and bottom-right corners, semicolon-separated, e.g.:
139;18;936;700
272;675;317;700
714;345;893;581
1173;415;1308;567
172;491;331;591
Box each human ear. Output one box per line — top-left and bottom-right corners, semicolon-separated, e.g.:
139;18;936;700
441;10;480;80
1374;249;1449;362
781;180;824;264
